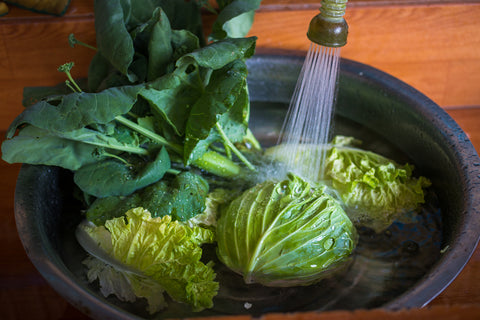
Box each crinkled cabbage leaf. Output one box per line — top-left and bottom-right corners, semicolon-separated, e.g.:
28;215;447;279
186;188;236;229
266;136;431;232
216;173;357;287
80;208;218;313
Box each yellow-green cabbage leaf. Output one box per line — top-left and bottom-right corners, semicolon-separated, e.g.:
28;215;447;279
80;208;218;313
266;136;431;232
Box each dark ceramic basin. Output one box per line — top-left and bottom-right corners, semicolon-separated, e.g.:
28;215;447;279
14;55;480;319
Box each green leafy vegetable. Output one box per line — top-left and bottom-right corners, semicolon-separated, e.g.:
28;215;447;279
80;207;218;313
2;24;259;192
1;126;104;170
266;136;432;232
5;84;141;137
74;147;171;198
184;59;251;165
210;0;262;41
2;36;259;196
216;173;357;287
146;8;174;80
85;171;209;225
175;37;257;71
94;0;137;82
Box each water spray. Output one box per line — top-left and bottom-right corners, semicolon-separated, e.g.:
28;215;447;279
276;0;349;181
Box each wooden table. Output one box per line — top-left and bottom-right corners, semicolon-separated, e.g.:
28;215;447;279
1;1;479;319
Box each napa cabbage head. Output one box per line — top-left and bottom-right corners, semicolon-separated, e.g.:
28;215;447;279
216;173;357;287
79;208;218;314
266;136;431;232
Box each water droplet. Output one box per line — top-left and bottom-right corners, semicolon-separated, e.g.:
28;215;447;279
323;238;334;250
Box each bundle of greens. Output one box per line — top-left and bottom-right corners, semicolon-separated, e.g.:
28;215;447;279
2;0;262;199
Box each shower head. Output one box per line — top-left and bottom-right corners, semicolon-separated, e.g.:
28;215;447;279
307;0;348;47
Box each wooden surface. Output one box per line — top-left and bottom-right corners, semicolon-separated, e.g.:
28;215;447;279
1;0;480;132
1;1;480;319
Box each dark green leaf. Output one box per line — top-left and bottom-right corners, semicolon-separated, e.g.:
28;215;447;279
217;81;250;142
155;0;204;44
175;37;257;73
74;147;170;197
94;0;137;82
184;59;248;164
87;52;113;92
1;126;101;170
85;171;209;224
85;193;142;225
129;55;148;83
210;0;261;41
143;171;209;221
1;122;152;171
147;8;173;80
121;0;156;29
139;70;203;136
171;29;200;61
6;85;141;138
22;83;73;108
58;127;147;155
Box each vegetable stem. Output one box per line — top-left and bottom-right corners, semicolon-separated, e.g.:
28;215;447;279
102;151;132;166
65;80;79;94
167;168;181;175
58;62;82;93
193;151;241;177
69;33;98;51
215;123;256;171
114;116;183;155
245;128;262;150
80;138;149;155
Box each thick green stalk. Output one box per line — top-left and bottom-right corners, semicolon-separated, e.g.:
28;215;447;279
215;123;256;171
192;151;241;178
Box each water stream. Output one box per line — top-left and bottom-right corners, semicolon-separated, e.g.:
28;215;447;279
277;43;342;179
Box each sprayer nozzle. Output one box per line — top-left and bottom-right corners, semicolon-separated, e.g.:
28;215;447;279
307;15;348;47
307;0;348;47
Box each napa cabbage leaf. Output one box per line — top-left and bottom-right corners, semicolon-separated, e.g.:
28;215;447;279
216;173;357;287
266;136;432;232
79;208;218;313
